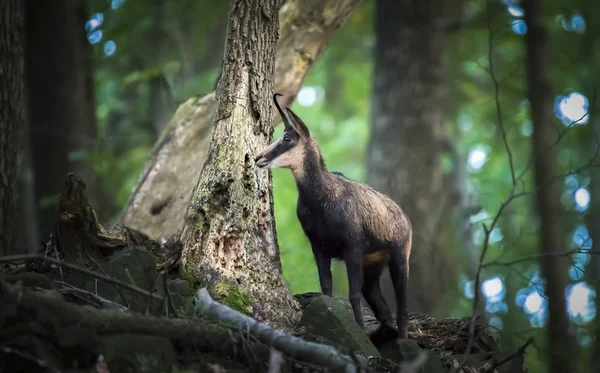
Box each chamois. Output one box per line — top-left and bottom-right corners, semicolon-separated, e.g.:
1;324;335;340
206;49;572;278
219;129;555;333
254;94;412;341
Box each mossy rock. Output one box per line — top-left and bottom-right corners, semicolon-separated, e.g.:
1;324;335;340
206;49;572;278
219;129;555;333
83;246;158;312
103;334;176;373
378;339;445;373
299;295;380;358
152;276;194;316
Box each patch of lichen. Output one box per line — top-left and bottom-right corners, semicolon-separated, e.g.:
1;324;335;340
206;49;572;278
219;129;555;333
210;280;253;317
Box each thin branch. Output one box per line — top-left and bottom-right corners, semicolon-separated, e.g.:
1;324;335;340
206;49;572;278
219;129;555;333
485;17;517;186
483;337;533;373
516;82;599;182
484;247;597;268
0;254;163;302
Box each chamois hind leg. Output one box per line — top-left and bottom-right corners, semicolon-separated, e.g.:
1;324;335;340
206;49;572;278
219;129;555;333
362;265;397;344
388;237;410;339
344;247;365;328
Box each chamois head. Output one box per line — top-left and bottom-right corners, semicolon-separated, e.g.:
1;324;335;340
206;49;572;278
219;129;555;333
254;93;312;171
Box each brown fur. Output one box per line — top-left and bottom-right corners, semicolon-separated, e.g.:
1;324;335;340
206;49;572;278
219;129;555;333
255;94;412;341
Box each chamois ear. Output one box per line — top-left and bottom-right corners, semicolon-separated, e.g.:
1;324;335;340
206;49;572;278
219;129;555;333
285;107;310;138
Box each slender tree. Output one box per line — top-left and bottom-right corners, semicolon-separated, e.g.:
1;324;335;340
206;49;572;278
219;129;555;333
366;0;453;314
0;0;25;255
180;0;301;329
523;0;576;371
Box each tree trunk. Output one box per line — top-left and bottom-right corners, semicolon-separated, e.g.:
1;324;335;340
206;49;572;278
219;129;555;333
523;0;576;371
14;110;40;253
121;0;361;241
0;0;25;256
180;0;300;330
366;0;451;314
25;0;98;240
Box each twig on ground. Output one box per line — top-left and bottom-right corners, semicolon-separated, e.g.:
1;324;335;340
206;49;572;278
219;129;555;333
54;280;127;310
195;288;360;373
0;254;163;302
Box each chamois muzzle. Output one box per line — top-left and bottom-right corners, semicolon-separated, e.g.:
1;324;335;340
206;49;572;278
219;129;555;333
254;154;269;168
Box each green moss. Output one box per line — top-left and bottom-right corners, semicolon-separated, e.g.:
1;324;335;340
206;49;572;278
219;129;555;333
210;280;253;317
181;267;199;290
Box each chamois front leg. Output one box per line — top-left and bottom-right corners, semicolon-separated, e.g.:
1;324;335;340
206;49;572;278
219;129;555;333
344;248;365;329
312;245;332;296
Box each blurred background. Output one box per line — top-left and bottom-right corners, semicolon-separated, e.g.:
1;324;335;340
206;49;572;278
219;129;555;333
13;0;599;371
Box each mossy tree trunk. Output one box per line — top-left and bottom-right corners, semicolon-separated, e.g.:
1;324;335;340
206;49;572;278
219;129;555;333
180;0;301;330
120;0;360;242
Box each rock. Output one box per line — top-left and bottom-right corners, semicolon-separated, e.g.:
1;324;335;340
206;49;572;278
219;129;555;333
152;276;194;315
103;334;176;373
83;246;158;312
299;295;381;358
378;339;445;373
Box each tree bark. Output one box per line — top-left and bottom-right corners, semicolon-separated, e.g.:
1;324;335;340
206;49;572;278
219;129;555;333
0;0;25;256
523;0;576;371
25;0;98;240
366;0;451;314
179;0;302;331
121;0;361;241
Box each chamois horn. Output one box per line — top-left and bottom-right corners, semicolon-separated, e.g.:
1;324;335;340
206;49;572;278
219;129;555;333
273;93;292;129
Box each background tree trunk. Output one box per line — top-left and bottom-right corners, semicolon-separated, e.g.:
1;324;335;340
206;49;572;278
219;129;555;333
25;0;99;239
366;0;452;314
121;0;361;241
180;0;300;330
14;112;40;253
523;0;576;371
0;0;25;256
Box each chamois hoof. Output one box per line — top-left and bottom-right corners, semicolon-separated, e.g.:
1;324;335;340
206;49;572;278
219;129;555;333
368;324;398;346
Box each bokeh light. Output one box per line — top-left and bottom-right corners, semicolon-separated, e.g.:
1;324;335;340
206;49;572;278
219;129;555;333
88;30;103;44
555;92;589;125
104;41;117;57
111;0;125;10
468;145;488;171
298;87;317;107
507;5;524;17
511;20;527;35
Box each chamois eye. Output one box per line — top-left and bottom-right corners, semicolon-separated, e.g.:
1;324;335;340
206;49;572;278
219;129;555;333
283;136;291;143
